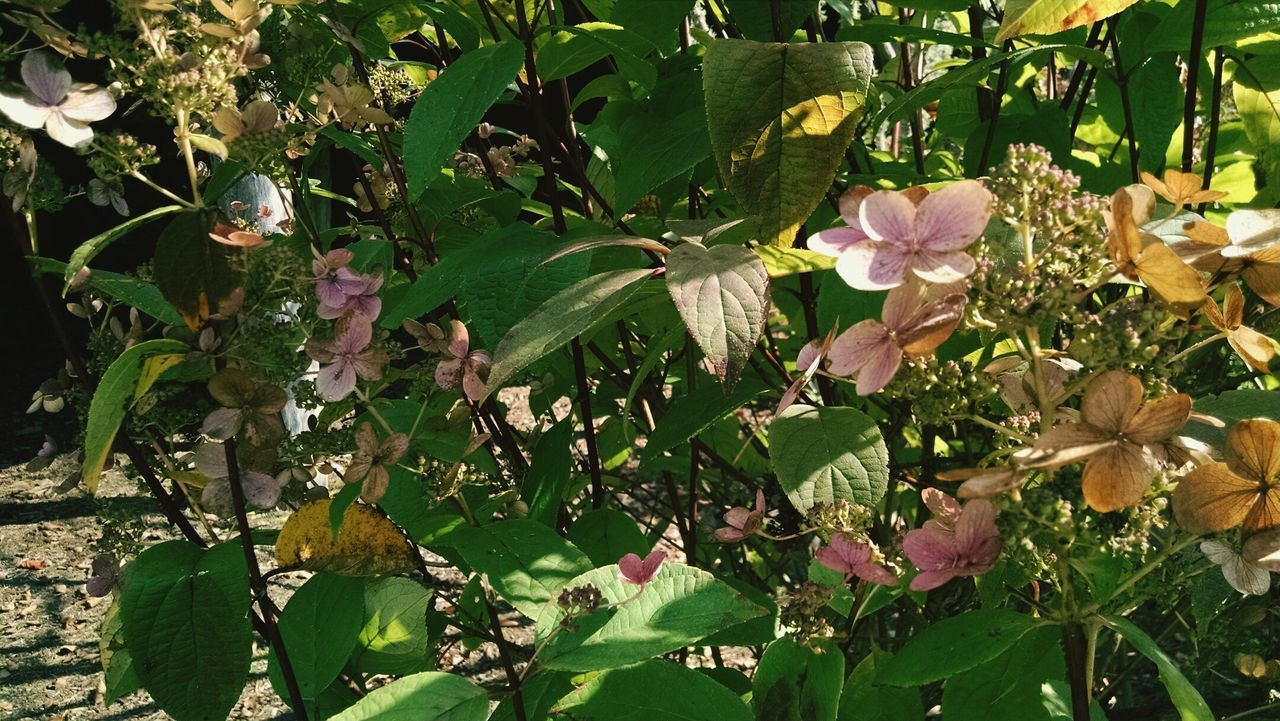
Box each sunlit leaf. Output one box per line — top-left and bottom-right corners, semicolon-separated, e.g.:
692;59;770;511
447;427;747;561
275;500;416;576
996;0;1140;43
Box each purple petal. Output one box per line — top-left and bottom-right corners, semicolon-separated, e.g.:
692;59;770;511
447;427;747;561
317;360;356;401
21;51;71;106
815;545;853;574
835;242;910;291
316;278;349;308
618;553;645;584
859;190;918;246
715;527;748;543
335;317;373;353
913;180;992;252
909;568;959;592
808;227;867;258
852;562;899;587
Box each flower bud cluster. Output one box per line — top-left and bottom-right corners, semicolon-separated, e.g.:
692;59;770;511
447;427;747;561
886;358;997;425
1066;297;1188;379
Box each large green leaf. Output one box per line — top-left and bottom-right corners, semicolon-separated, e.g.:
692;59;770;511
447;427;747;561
878;610;1041;686
838;652;923;721
99;599;140;705
533;564;767;671
119;541;251;721
754;638;845;721
995;0;1139;43
350;577;434;676
268;573;366;705
537;22;657;90
1103;616;1214;721
1185;389;1280;449
1233;57;1280;184
552;659;754;721
445;519;593;618
403;41;526;199
769;404;889;516
723;0;816;41
327;672;488;721
1130;53;1183;173
152;210;241;332
665;241;770;388
82;338;188;493
62;204;184;293
483;267;656;397
703;39;872;246
941;626;1067;721
641;379;766;462
1149;0;1280;53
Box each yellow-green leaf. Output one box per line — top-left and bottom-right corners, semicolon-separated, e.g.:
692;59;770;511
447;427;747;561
82;339;189;493
995;0;1140;43
275;500;416;576
703;39;873;247
754;245;837;277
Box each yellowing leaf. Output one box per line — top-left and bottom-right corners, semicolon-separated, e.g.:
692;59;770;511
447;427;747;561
703;39;872;247
135;353;184;402
996;0;1139;43
754;245;837;277
275;500;416;576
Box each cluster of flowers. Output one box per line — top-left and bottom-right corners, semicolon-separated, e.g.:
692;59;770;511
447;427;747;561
305;248;388;402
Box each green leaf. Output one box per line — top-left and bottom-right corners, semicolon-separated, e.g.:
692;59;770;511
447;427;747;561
878;610;1041;686
1233;57;1280;183
522;418;575;527
99;599;141;705
941;626;1066;721
328;671;488;721
533;564;767;671
754;245;838;277
537;22;657;89
1150;0;1280;53
268;574;366;704
665;241;770;388
722;0;815;41
995;0;1139;43
152;210;242;332
600;0;697;51
119;541;251;721
403;41;526;200
483;267;655;397
62;205;184;293
1186;389;1280;449
567;508;652;567
82;339;188;493
350;577;434;676
754;638;845;721
552;659;754;721
769;404;889;516
1102;616;1214;721
703;39;873;246
641;380;766;462
839;652;923;721
872;44;1108;129
1130;53;1183;173
419;1;482;51
491;672;575;721
446;519;593;618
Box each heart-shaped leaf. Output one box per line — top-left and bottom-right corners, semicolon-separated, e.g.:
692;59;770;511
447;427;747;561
665;242;769;388
769;404;890;516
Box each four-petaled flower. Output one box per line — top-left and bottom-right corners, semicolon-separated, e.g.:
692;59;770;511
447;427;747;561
201;367;288;445
318;267;383;321
307;318;388;401
0;51;116;147
86;555;119;598
826;277;968;395
808;180;991;291
1021;370;1190;512
1201;539;1271;596
434;320;491;402
902;494;1001;591
1201;284;1277;372
193;442;281;516
212;99;278;143
346;421;409;504
815;533;898;586
715;489;767;543
1220;209;1280;307
619;549;665;588
1140;169;1226;209
1172;418;1280;535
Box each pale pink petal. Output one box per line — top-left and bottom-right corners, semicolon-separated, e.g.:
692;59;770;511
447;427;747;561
859;190;918;247
827;320;891;376
435;358;463;390
462;366;487;402
59;84;116;122
835;241;910;290
839;186;872;228
201;478;234;515
910;250;977;284
795;340;823;372
351;349;386;380
922;488;962;530
317;360;356;401
903;527;958;570
852;562;899;586
881;278;930;329
954;499;999;556
831;533;872;566
316;300;348;319
335;316;373;353
201;407;244;440
350;294;382;320
193;442;229;478
619;549;665;585
854;341;903;396
639;549;665;580
723;507;753;530
21;51;71;105
909;568;959;591
241;470;281;509
913;180;992;251
447;320;470;359
808;227;867;257
715;527;748;542
316;278;349;308
754;489;767;514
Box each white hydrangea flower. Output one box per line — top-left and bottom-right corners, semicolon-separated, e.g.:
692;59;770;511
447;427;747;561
0;51;115;147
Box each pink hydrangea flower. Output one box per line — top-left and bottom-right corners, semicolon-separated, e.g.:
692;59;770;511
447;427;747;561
434;320;491;402
715;489;767;543
318;267;383;321
815;533;898;586
826;277;968;395
307;318;387;401
808;180;991;291
619;549;665;588
0;51;116;148
902;494;1001;591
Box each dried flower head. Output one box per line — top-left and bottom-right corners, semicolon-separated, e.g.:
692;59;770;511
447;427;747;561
1172;419;1280;535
